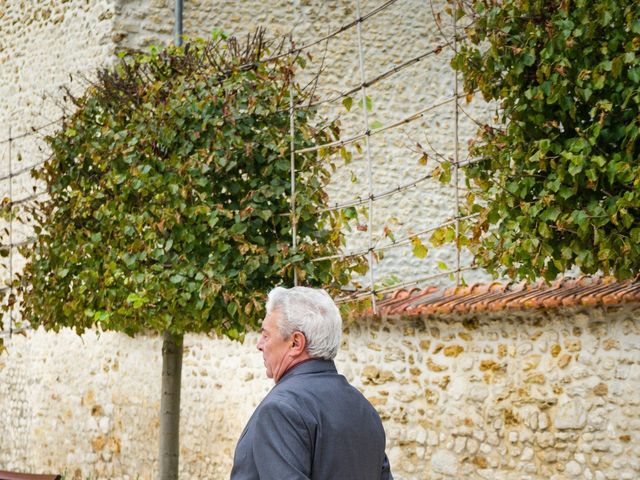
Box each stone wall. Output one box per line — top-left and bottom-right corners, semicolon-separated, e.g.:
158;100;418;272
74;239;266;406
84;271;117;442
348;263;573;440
4;3;638;479
1;306;639;479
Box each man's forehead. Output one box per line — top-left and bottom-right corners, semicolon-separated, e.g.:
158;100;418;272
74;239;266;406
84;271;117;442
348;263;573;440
261;310;281;329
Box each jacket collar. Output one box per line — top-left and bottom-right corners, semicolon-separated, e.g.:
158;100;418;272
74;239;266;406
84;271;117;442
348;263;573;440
278;358;337;383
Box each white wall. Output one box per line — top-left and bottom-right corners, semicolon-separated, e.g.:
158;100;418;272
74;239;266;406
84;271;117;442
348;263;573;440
1;306;639;479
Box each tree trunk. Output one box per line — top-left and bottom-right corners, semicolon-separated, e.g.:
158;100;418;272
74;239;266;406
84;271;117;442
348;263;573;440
158;330;183;480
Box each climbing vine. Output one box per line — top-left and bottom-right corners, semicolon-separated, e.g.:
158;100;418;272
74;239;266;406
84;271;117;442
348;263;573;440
453;0;640;280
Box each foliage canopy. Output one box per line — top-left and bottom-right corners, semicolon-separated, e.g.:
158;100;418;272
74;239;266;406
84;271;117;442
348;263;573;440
453;0;640;280
21;32;361;339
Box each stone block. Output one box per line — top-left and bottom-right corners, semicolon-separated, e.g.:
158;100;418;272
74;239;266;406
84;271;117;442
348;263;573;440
558;354;572;369
427;358;448;372
517;343;533;355
525;372;546;384
443;344;464;357
430;449;458;476
523;354;541;371
479;360;503;372
565;460;583;476
554;400;588;430
453;436;466;453
593;383;608;396
565;340;582;352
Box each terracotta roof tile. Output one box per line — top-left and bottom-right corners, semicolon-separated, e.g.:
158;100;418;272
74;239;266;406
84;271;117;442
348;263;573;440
377;276;640;316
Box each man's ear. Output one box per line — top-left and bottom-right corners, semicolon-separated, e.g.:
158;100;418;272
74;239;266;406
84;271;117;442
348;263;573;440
289;331;307;356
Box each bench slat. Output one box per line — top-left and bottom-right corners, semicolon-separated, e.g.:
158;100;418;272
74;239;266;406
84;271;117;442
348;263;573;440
0;471;61;480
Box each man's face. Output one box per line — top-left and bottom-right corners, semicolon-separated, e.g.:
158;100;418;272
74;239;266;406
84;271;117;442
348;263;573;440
257;309;293;382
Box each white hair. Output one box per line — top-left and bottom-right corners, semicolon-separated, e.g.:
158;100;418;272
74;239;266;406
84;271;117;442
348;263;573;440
266;286;342;360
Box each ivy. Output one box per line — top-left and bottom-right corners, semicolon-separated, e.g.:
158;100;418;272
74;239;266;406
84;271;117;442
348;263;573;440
453;0;640;281
19;33;363;339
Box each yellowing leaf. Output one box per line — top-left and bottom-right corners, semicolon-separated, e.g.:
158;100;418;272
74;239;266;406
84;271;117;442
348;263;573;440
411;237;428;259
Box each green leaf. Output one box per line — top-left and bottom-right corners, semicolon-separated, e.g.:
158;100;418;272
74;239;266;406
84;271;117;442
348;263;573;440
226;327;239;340
343;207;357;220
571;210;589;227
438;162;452;184
211;28;228;41
257;210;272;221
522;52;535;66
365;96;373;112
126;292;148;309
540;207;560;222
229;222;247;235
411;237;428;259
342;96;353;112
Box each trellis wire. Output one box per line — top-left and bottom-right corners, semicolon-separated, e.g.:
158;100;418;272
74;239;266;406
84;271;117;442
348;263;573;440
289;38;298;287
0;41;455;153
0;125;46;340
295;94;458;154
310;213;479;262
266;0;402;64
320;96;480;213
321;170;438;212
336;266;475;303
0;118;60;145
0;237;36;250
8;128;13;337
11;190;47;207
0;157;47;183
0;0;484;329
303;40;455;110
0;0;404;149
453;3;461;285
0;325;28;339
354;0;378;314
316;0;473;302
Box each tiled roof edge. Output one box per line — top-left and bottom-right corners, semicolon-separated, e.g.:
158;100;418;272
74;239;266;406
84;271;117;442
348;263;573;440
375;276;640;316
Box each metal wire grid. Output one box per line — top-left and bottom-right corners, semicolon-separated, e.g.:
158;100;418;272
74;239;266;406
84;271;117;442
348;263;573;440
0;0;480;337
289;0;474;308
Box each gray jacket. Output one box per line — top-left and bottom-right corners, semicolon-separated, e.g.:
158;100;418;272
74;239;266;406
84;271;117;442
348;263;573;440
231;359;393;479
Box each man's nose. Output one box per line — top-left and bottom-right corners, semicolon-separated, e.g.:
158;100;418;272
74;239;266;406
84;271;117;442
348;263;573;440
256;338;264;351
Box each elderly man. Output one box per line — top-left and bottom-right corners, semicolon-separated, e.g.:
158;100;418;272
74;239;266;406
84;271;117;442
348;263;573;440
231;286;393;479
